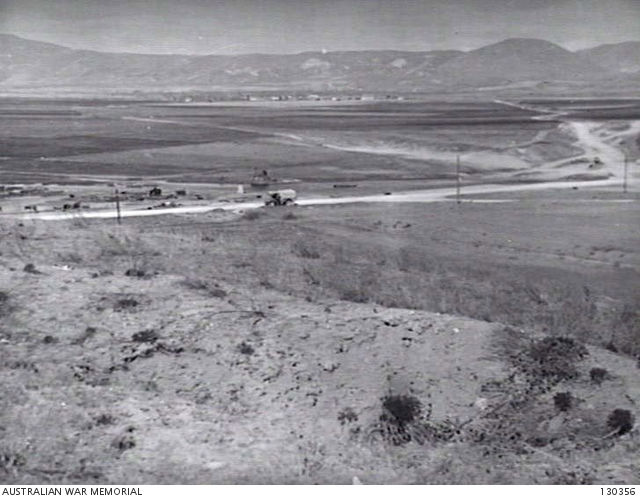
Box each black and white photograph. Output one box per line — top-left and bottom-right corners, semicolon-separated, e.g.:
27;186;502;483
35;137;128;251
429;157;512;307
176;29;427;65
0;0;639;486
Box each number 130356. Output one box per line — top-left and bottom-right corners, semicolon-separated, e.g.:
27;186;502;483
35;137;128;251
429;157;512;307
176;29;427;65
602;488;636;496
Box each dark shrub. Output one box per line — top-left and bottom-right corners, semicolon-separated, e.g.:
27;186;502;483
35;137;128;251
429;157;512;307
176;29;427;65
181;278;208;290
113;298;139;311
338;408;359;425
605;341;619;353
607;409;635;436
95;414;117;426
238;342;255;356
526;336;588;382
180;278;227;298
381;394;422;425
0;451;26;472
374;394;429;446
23;263;39;274
241;210;262;221
208;287;227;298
111;434;135;451
553;392;574;412
292;241;321;259
125;268;146;278
339;288;369;304
132;329;158;343
589;367;608;385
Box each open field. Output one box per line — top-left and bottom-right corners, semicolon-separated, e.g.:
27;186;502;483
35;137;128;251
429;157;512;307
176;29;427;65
3;98;636;188
1;98;640;484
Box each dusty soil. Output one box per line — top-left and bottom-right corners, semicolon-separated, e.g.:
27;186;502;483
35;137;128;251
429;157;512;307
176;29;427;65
1;191;639;484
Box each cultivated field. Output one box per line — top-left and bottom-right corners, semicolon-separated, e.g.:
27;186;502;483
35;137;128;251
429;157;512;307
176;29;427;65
1;98;639;484
0;98;610;186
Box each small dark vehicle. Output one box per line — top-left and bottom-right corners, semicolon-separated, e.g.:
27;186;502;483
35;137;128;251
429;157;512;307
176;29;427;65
265;189;297;207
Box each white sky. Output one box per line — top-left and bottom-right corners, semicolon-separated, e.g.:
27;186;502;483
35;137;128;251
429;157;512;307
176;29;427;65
1;0;639;54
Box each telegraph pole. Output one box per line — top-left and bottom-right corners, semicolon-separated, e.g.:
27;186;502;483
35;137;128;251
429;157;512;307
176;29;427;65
456;155;461;204
115;188;122;225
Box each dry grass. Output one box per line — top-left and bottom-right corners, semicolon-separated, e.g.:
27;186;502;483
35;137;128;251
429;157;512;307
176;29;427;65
268;239;640;357
1;190;638;484
240;210;263;221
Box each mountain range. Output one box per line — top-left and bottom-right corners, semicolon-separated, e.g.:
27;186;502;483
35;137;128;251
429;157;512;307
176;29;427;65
1;34;639;94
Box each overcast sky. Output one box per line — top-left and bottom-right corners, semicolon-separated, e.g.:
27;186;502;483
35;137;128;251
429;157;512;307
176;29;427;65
2;0;639;55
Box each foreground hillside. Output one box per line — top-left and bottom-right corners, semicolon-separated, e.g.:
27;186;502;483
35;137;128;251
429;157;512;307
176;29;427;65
1;192;639;484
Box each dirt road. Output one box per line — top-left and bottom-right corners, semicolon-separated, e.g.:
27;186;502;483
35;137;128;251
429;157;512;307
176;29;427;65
8;175;628;222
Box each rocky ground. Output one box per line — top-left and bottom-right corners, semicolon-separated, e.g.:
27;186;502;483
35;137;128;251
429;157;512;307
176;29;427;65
1;207;639;484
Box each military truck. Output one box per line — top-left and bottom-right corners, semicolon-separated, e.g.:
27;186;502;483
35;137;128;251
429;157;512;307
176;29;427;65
265;189;297;206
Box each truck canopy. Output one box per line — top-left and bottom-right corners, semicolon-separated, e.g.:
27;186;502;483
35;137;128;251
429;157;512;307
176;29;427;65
268;189;297;200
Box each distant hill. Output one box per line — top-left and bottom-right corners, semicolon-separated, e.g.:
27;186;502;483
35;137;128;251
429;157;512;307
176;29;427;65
432;38;608;88
579;42;640;74
0;34;638;94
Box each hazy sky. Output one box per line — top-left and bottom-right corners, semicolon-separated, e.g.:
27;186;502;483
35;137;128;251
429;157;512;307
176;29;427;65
2;0;639;54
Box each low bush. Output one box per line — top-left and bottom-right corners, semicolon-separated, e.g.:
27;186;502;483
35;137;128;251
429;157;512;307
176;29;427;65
0;449;26;476
98;231;161;275
125;268;147;278
589;367;608;385
23;263;40;274
132;329;158;343
553;392;574;412
339;288;369;304
113;298;139;311
94;414;117;426
382;394;422;425
374;394;424;446
238;342;255;356
610;304;640;357
208;287;228;298
522;336;588;383
111;434;136;452
292;241;321;260
337;408;358;425
607;409;635;436
240;210;262;221
180;278;227;298
605;341;619;353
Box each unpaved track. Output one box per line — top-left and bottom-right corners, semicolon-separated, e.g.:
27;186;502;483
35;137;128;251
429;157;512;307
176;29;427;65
494;100;639;179
9;176;627;222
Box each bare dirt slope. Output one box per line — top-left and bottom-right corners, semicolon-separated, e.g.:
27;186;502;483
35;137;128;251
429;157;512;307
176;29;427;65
1;205;639;484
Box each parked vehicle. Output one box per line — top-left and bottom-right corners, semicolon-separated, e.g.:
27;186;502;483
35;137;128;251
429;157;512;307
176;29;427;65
265;189;297;206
